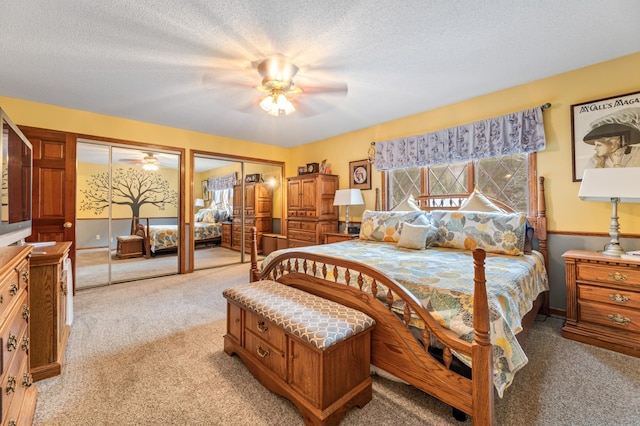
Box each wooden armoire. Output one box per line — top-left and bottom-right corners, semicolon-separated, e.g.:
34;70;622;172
286;173;339;247
231;183;272;253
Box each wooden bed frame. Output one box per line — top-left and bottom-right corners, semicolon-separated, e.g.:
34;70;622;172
249;177;548;425
134;217;222;256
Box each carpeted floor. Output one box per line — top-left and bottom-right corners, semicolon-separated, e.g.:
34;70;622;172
33;264;640;425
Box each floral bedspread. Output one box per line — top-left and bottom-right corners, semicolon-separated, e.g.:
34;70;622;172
260;240;548;396
148;223;222;252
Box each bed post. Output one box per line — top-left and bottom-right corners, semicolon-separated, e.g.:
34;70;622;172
472;248;493;426
537;176;549;315
250;226;259;282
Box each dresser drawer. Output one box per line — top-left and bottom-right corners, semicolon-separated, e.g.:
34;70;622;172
0;333;29;423
3;352;31;425
579;300;640;334
288;220;317;231
288;240;316;248
578;283;640;310
287;230;316;244
244;330;287;380
0;291;29;375
577;263;640;285
245;311;286;351
0;269;20;320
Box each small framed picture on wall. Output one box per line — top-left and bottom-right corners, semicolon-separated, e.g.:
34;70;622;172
202;180;210;201
349;159;371;190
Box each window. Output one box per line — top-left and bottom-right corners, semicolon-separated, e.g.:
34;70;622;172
386;153;534;213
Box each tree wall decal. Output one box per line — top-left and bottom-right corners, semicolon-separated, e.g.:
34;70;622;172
79;167;178;226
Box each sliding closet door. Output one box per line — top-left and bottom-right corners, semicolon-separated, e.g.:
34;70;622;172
193;156;242;270
75;143;110;288
75;142;181;288
110;146;180;282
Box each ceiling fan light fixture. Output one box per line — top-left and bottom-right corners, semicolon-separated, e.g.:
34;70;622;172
142;163;158;171
260;90;295;116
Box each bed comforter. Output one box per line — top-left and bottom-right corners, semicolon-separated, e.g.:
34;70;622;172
260;239;548;396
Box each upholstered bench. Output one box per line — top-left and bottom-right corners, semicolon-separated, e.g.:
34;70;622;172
116;235;144;259
223;280;375;426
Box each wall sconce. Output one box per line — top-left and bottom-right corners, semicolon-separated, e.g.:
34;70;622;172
579;167;640;256
368;142;376;164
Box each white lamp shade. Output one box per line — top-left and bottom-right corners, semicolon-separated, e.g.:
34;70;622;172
194;198;205;208
579;168;640;202
333;189;364;206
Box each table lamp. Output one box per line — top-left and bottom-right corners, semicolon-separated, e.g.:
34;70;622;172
579;167;640;256
195;198;205;211
333;189;364;234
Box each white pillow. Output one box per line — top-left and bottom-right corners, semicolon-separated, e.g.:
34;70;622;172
392;194;421;211
397;222;438;250
458;189;505;212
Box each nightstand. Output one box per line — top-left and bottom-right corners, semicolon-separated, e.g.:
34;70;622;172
562;249;640;357
323;232;359;244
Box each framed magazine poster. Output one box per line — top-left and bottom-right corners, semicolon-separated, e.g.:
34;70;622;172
571;91;640;181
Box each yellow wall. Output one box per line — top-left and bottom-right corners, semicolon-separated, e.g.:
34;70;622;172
3;52;640;234
290;52;640;234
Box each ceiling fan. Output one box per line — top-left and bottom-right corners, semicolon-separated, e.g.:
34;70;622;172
120;152;159;170
204;54;348;117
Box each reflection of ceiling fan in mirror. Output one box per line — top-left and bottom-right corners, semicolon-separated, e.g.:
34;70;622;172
205;54;348;117
121;152;159;171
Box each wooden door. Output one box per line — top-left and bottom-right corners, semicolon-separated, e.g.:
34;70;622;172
300;177;317;212
20;127;76;289
287;179;302;212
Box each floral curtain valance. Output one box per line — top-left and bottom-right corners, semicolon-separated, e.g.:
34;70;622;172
374;106;547;171
207;172;237;191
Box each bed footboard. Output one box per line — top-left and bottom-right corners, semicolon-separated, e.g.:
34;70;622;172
249;228;494;425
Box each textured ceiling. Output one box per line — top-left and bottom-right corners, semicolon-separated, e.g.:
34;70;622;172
1;1;639;148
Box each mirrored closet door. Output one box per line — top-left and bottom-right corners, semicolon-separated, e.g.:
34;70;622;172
76;142;181;289
192;154;284;271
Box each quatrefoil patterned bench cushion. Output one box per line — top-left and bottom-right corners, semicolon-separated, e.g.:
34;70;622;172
223;280;375;350
117;235;144;242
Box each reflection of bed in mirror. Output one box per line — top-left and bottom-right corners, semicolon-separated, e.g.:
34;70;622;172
143;208;230;255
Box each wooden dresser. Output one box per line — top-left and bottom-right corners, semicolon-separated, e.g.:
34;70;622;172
0;245;37;425
221;222;232;249
30;241;72;381
563;250;640;357
232;183;272;253
286;173;339;248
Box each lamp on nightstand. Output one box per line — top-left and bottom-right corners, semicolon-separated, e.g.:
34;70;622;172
194;198;205;212
579;167;640;256
333;189;364;234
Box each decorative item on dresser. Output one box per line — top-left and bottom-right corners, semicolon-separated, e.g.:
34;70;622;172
562;250;640;357
333;189;364;234
29;241;72;381
232;182;272;253
0;245;38;425
578;167;640;256
286;173;339;248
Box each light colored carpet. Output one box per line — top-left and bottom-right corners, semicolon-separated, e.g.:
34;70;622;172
33;265;640;425
75;246;247;289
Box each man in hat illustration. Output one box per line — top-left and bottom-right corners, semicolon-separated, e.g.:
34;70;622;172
584;107;640;169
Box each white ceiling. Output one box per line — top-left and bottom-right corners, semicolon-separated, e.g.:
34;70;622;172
1;1;639;149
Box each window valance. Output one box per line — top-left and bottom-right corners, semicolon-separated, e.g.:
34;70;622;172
207;172;237;191
374;106;547;171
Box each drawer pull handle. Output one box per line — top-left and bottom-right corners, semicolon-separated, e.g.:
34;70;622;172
9;282;18;296
22;270;29;282
608;313;631;325
608;272;628;281
256;321;269;333
22;305;30;321
21;336;29;351
22;372;33;387
7;333;17;352
256;345;270;358
609;293;629;303
8;419;16;426
6;375;16;395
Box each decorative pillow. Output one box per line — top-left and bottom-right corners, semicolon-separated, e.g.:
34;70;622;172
430;210;526;255
359;210;428;243
458;188;505;213
199;209;217;223
215;209;229;223
391;193;421;211
397;222;440;249
195;209;206;222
